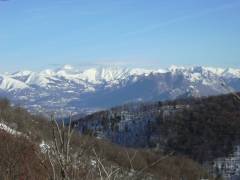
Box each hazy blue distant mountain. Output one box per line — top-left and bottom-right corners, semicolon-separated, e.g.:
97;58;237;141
0;65;239;114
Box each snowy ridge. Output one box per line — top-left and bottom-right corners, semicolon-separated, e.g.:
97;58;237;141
0;74;29;91
0;65;239;114
5;65;240;88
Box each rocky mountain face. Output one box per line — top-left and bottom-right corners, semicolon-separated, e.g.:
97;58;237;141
0;65;240;114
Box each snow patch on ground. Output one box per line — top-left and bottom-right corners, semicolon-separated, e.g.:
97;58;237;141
0;123;21;135
39;141;50;153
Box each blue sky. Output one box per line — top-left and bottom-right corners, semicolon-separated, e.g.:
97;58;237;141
0;0;240;72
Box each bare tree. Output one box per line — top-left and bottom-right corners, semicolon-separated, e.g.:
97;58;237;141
92;148;121;180
46;115;77;180
125;149;137;171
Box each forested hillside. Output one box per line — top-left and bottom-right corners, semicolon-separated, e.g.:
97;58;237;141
76;92;240;163
156;93;240;162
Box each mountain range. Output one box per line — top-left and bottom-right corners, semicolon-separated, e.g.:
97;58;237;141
0;64;240;114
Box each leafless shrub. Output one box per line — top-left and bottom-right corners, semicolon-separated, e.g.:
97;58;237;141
41;115;84;180
0;130;49;180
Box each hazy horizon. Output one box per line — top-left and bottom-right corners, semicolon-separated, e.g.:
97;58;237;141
1;63;240;74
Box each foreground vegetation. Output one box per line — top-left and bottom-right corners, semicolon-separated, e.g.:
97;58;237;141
0;98;211;180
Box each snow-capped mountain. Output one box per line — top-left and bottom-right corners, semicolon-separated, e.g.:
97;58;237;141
0;65;240;114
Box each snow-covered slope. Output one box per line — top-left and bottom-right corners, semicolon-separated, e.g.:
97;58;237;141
0;75;29;91
0;65;240;114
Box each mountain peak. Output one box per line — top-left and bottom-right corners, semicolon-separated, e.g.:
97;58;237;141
11;70;32;76
168;65;186;72
62;64;74;70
